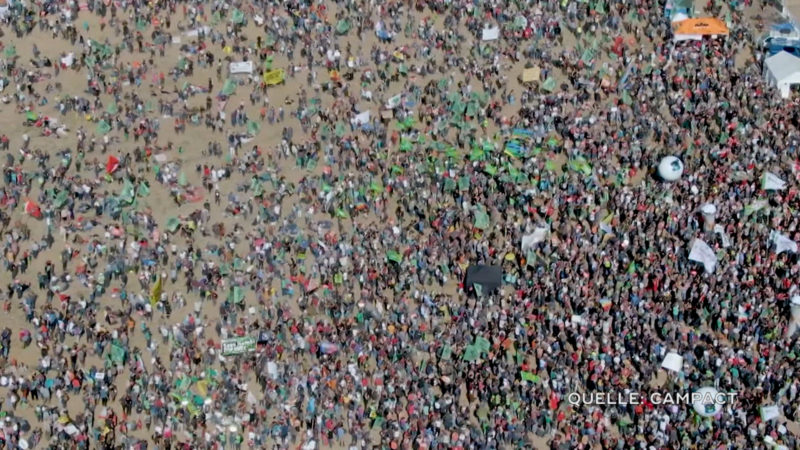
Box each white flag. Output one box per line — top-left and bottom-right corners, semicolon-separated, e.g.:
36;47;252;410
350;111;370;126
770;230;798;254
385;94;402;109
521;227;548;252
689;239;717;273
713;224;731;248
762;171;787;190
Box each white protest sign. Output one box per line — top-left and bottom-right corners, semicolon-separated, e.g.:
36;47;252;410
761;405;781;422
228;61;254;75
482;26;500;41
661;352;683;372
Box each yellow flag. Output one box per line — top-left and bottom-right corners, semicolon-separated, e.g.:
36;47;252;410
263;69;285;86
150;276;162;306
196;380;208;397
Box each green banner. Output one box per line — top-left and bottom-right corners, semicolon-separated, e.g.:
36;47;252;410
221;336;256;355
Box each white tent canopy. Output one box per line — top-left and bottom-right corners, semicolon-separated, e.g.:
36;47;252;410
764;51;800;98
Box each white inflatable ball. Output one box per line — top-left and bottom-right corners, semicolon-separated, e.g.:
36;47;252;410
693;387;725;417
658;156;684;181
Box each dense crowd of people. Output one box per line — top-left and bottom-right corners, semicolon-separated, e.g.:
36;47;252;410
0;0;797;448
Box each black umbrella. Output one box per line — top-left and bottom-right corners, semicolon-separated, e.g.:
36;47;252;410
464;265;503;296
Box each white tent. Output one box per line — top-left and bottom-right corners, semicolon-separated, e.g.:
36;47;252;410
764;51;800;98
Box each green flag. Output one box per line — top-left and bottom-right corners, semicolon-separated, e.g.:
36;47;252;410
119;180;136;204
568;157;593;176
474;336;491;354
463;344;481;362
247;120;261;135
97;120;112;135
621;90;633;106
744;199;768;216
474;209;490;230
137;182;150;197
442;345;453;360
521;371;540;383
110;342;127;364
386;250;403;263
222;79;237;96
54;190;69;208
541;77;557;92
229;286;245;304
231;9;245;24
336;19;351;34
581;48;594;65
470;147;486;161
252;179;264;197
166;217;181;232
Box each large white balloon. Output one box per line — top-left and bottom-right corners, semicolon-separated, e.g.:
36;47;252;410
693;387;724;417
658;156;684;181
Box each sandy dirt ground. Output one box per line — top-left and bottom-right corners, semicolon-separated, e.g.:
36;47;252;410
0;0;795;448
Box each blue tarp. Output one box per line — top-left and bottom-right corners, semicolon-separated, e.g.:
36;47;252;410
772;23;795;34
